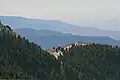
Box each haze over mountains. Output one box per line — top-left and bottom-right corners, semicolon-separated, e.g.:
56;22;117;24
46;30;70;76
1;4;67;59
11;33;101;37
0;16;120;49
14;28;120;49
1;21;120;80
1;0;120;79
0;16;120;40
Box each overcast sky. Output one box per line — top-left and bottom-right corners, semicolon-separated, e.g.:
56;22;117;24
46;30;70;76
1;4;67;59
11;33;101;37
0;0;120;30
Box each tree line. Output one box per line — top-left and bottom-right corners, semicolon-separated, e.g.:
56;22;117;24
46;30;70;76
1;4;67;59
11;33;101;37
0;22;120;80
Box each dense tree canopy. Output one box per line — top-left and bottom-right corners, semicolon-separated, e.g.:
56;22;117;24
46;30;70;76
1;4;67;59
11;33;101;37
0;22;61;79
59;44;120;80
0;22;120;80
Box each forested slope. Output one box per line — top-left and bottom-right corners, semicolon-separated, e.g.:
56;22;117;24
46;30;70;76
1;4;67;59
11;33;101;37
0;22;120;80
0;22;61;79
59;44;120;80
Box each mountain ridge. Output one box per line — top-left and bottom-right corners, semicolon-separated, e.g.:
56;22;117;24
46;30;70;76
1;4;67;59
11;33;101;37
1;21;120;80
0;16;120;40
14;28;120;49
0;22;61;79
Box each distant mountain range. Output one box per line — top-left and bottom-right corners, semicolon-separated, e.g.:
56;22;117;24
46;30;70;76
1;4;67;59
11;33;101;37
15;28;72;37
0;16;120;40
15;28;120;49
1;18;120;80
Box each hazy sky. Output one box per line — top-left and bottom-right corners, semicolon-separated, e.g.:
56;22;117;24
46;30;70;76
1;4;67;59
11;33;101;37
0;0;120;30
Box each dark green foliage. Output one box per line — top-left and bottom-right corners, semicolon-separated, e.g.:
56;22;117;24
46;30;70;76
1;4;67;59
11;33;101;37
1;22;120;80
5;25;12;31
0;23;61;79
60;44;120;80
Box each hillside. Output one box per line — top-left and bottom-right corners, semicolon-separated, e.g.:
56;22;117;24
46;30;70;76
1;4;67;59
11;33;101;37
59;44;120;80
0;16;120;40
1;22;120;80
0;22;61;79
15;28;120;49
